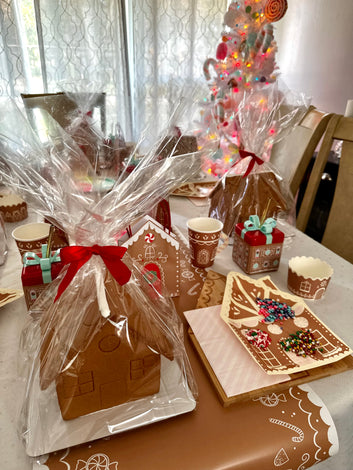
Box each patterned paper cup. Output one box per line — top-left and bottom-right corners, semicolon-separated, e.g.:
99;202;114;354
288;256;333;300
12;222;51;259
187;217;228;268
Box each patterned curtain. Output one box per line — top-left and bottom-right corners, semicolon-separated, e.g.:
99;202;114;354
0;0;227;139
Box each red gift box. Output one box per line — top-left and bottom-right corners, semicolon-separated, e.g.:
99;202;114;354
234;223;284;245
233;215;284;274
21;245;64;309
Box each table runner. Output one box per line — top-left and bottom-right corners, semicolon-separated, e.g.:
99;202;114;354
33;244;338;470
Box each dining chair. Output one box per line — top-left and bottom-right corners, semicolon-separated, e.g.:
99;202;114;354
296;113;353;263
270;105;333;197
21;92;106;133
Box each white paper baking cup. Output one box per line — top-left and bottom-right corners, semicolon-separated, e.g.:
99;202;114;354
287;256;333;300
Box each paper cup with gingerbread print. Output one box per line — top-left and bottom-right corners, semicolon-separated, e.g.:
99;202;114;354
12;222;51;259
288;256;333;300
187;217;228;268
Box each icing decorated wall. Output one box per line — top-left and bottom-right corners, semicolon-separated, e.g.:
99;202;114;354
275;0;353;114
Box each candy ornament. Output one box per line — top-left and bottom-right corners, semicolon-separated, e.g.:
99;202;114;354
203;57;218;81
216;42;228;61
262;23;274;53
264;0;288;23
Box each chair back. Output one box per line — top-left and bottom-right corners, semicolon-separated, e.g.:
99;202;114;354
21;92;106;133
296;114;353;263
270;106;333;196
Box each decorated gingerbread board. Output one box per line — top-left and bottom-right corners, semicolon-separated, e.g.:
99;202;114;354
0;288;23;308
220;272;352;375
172;181;216;198
123;216;180;297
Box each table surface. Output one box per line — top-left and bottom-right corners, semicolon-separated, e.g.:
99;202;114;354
1;197;353;470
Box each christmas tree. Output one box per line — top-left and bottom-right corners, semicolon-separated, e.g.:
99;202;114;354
199;0;288;177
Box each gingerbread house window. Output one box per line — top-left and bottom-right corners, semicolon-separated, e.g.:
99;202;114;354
99;335;121;352
130;355;158;380
300;281;311;293
144;245;155;260
62;371;94;398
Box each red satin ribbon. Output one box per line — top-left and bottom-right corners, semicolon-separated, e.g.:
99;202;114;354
237;149;264;178
54;245;131;301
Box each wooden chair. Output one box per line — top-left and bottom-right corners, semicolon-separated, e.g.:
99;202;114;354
270;105;333;196
21;92;106;133
296;113;353;263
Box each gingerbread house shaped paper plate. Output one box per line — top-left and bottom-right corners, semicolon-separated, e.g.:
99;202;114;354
123;216;180;297
220;272;352;375
0;288;23;308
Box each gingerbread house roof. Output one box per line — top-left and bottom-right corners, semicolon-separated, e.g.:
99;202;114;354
123;215;179;250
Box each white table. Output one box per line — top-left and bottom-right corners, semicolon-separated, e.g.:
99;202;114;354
1;198;353;469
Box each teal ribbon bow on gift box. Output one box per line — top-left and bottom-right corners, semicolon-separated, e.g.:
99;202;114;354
23;244;61;284
241;215;277;244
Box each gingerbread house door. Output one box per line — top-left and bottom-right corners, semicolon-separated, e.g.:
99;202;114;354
143;262;162;293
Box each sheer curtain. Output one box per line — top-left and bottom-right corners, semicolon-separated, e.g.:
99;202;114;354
0;0;227;139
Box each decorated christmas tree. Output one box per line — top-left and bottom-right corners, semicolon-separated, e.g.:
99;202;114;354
199;0;288;177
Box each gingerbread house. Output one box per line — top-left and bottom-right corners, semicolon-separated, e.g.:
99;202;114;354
40;271;175;421
123;216;180;297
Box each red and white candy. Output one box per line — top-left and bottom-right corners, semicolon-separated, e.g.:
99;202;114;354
145;233;155;243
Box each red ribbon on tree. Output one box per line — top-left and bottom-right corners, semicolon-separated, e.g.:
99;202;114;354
54;245;131;301
237;149;264;178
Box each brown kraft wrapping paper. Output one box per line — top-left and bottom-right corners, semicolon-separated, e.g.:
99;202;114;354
40;385;337;470
37;268;337;470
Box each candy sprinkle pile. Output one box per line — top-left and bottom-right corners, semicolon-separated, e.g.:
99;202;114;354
256;297;295;323
279;329;323;357
245;329;271;349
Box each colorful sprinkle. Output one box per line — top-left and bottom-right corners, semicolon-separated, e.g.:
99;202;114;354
256;297;295;323
245;329;271;349
279;329;321;357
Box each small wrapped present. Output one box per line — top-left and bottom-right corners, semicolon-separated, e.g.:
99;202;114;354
232;215;284;274
21;244;63;309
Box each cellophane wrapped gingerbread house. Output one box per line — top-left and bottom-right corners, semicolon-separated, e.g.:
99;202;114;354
0;98;202;457
209;83;309;235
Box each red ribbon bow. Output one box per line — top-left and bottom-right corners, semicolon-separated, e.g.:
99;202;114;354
54;245;131;301
237;149;264;178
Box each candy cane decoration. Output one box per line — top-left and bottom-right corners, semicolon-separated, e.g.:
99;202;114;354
262;23;274;53
145;233;155;243
203;57;218;81
251;28;266;58
269;418;305;443
251;23;274;58
216;99;225;123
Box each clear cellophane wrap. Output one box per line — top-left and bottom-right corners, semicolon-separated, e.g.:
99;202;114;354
59;81;130;177
0;97;203;457
209;83;310;236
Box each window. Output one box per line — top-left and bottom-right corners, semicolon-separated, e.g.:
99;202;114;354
0;0;227;138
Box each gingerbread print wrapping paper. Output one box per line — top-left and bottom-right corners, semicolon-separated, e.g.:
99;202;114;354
220;272;352;375
36;384;338;470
